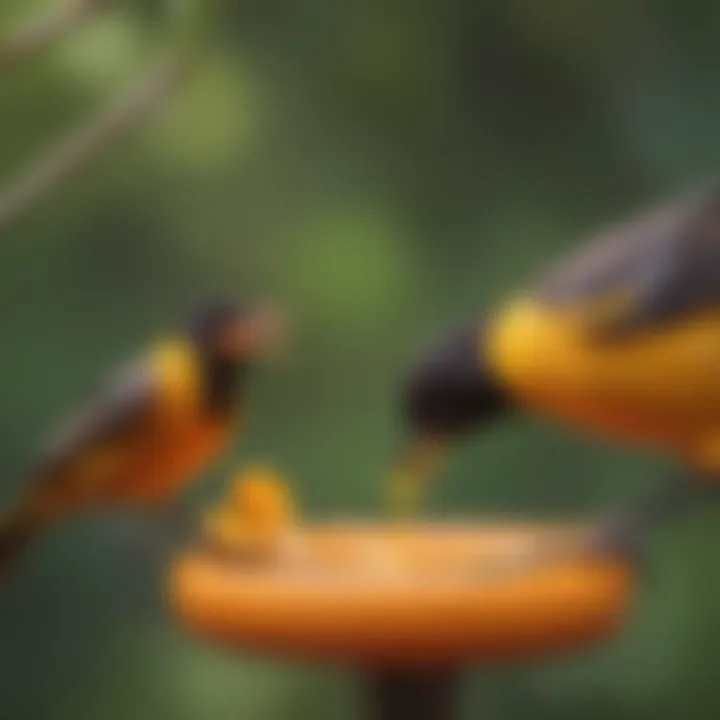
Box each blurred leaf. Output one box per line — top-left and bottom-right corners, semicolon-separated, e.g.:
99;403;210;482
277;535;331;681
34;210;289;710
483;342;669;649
282;200;414;325
55;11;150;88
149;55;259;171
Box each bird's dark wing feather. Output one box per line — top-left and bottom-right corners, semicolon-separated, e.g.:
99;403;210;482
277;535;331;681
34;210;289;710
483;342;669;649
31;356;157;479
533;186;720;338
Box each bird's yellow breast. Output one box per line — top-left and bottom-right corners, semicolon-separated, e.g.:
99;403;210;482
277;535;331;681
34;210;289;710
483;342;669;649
486;298;720;464
115;341;235;505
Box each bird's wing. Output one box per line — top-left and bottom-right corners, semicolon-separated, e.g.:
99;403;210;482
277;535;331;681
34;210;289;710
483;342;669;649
31;355;157;480
533;186;720;338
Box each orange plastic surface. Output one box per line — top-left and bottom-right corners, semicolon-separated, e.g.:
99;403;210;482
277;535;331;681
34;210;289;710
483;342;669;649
169;523;633;667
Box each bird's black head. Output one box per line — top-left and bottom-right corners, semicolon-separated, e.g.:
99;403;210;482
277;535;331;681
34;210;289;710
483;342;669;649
187;300;285;412
188;300;285;363
403;321;511;443
386;321;513;512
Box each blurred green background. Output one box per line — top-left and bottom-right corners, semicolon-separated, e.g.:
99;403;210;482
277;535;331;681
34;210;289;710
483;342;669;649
1;0;720;718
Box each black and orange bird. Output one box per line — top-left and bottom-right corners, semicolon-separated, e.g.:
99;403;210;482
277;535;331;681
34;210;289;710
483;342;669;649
392;183;720;550
0;301;285;575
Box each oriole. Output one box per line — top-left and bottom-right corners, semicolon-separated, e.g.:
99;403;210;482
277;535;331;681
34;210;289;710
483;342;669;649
0;301;284;575
393;184;720;547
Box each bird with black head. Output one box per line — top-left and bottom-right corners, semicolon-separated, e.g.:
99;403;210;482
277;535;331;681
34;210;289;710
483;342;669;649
392;183;720;551
0;300;286;577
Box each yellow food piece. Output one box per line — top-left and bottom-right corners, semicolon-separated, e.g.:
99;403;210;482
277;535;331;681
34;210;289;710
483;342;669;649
232;466;294;527
205;465;296;551
385;470;424;519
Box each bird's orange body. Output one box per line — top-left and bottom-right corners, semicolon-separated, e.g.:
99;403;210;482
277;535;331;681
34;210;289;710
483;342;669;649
110;412;231;506
31;341;237;516
111;341;233;505
487;298;720;470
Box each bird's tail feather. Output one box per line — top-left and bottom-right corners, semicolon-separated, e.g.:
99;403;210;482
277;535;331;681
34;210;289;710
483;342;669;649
0;503;41;581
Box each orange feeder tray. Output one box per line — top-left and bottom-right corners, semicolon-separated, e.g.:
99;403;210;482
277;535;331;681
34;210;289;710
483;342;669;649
168;476;635;720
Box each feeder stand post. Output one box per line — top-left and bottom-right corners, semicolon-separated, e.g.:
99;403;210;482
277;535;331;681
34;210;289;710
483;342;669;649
365;667;461;720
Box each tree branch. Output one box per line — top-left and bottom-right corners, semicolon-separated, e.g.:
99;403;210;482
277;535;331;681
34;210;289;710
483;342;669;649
0;52;193;233
0;0;109;72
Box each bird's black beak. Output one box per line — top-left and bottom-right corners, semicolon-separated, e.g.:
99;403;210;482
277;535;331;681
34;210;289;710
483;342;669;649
223;304;288;362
